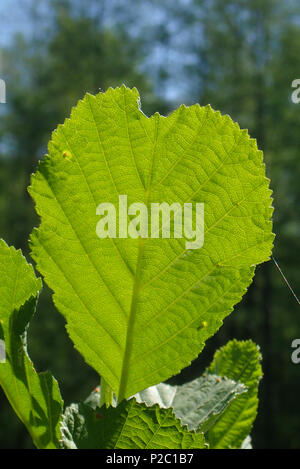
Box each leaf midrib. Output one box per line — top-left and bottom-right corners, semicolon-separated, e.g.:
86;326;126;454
118;113;160;401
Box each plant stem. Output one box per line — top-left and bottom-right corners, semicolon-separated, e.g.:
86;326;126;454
100;377;113;407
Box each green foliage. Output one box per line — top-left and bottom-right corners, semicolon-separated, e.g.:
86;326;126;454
29;86;273;402
206;340;262;449
135;340;260;449
61;398;206;449
1;0;299;450
0;235;264;449
0;85;273;449
135;374;247;433
64;339;259;449
0;240;63;449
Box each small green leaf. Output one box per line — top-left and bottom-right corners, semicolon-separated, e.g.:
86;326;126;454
0;240;63;449
172;374;246;433
206;339;262;449
61;398;206;449
135;375;246;434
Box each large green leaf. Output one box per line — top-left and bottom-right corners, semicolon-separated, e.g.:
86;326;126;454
29;85;274;400
0;240;63;449
206;340;262;449
61;398;206;449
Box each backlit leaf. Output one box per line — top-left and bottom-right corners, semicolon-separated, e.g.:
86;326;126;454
0;240;63;449
29;86;274;400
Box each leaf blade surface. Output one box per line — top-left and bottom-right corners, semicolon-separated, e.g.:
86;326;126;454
0;240;63;449
29;86;274;399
